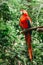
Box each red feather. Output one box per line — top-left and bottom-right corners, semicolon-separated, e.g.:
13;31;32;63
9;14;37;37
25;33;32;61
19;10;32;61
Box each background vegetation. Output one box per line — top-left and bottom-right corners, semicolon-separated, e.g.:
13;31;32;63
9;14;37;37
0;0;43;65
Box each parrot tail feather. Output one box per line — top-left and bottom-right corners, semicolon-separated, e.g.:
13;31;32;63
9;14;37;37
25;33;33;61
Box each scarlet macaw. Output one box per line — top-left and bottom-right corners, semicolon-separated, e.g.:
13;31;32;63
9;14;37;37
19;10;32;61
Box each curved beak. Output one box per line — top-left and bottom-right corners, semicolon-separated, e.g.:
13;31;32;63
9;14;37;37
20;10;23;15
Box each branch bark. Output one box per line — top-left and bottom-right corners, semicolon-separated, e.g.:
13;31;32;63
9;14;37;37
20;26;43;34
37;28;43;32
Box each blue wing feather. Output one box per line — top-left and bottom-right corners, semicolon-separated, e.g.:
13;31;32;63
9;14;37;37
27;20;31;28
27;20;32;34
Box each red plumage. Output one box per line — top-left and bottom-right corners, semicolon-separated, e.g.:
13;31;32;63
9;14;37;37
19;10;32;61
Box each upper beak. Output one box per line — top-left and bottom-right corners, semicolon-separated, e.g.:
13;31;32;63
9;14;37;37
20;11;23;15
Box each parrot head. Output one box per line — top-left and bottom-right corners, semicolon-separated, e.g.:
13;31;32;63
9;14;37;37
20;10;28;16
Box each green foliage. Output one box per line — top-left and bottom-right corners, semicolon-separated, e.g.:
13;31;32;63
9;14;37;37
0;3;12;22
0;0;43;65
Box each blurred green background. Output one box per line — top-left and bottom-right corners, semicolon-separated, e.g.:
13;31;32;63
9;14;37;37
0;0;43;65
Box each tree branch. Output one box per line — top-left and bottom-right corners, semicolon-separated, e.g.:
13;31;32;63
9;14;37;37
20;26;43;34
37;28;43;32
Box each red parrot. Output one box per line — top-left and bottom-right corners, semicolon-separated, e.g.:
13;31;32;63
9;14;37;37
19;10;32;61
